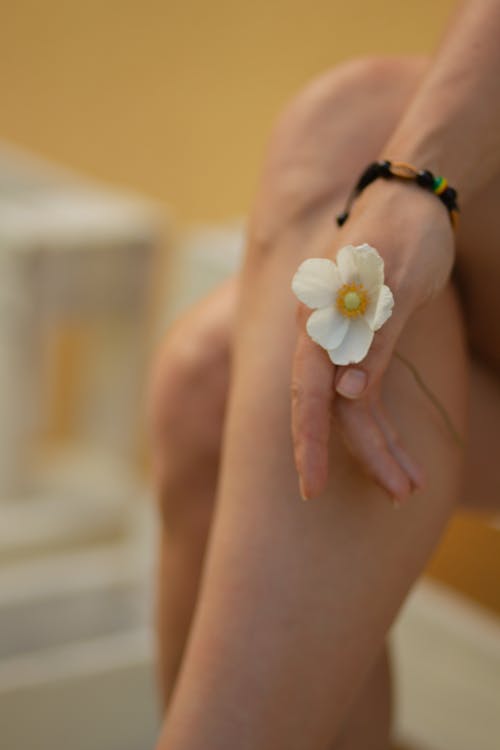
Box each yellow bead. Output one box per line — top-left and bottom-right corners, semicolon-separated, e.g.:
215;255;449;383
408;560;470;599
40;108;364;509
434;176;448;195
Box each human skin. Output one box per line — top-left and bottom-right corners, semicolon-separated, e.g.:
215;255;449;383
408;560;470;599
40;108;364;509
288;0;500;502
155;155;466;750
149;3;500;747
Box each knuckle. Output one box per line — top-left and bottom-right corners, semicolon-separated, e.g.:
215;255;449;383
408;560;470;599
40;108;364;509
291;378;326;408
291;379;331;448
290;378;305;406
246;55;426;260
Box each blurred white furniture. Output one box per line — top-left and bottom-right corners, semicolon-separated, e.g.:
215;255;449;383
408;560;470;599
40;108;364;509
0;510;158;750
0;143;164;558
391;580;500;750
0;143;165;749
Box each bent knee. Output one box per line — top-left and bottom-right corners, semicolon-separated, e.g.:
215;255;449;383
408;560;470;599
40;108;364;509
249;55;428;255
269;54;429;160
149;315;229;455
148;317;230;531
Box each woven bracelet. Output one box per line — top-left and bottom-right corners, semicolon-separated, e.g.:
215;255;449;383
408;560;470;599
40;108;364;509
336;160;460;229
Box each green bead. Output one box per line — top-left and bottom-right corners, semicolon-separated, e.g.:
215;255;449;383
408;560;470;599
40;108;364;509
433;175;444;193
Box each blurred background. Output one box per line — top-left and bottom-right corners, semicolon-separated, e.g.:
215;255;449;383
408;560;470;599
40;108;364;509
0;2;499;749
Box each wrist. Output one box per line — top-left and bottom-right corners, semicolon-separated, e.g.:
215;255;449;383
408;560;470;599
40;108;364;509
346;179;456;307
381;129;489;208
337;158;459;234
355;177;453;229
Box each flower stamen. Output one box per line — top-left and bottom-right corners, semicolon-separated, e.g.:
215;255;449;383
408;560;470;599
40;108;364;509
336;283;369;319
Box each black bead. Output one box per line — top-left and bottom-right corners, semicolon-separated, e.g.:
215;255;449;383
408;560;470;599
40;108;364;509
438;187;457;209
416;169;435;189
441;185;457;202
336;211;349;227
378;160;392;178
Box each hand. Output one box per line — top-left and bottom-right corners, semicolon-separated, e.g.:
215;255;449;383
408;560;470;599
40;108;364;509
291;179;456;504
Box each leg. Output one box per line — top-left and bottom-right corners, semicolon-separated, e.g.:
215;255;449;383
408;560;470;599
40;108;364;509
454;168;500;510
459;356;500;511
149;55;428;737
158;270;466;750
149;276;500;747
150;55;500;749
149;271;394;748
155;57;468;750
148;278;237;705
332;646;393;750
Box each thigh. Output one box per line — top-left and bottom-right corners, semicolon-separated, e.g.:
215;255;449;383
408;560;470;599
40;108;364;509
454;163;500;510
180;234;467;750
163;70;468;750
457;170;500;375
460;356;500;511
160;58;467;750
148;277;238;534
206;213;467;750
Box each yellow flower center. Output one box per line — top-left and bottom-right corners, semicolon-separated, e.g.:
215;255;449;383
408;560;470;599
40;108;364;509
336;283;369;319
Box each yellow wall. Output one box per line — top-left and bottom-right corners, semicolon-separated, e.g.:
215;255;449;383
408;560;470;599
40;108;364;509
1;0;456;224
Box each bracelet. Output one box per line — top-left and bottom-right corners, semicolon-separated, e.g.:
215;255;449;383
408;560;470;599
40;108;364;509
336;159;460;229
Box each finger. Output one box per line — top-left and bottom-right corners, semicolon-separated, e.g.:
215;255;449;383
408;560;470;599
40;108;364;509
291;304;336;501
370;396;427;492
335;296;412;400
334;395;412;504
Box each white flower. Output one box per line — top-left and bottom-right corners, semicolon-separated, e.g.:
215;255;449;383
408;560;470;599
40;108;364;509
291;244;394;365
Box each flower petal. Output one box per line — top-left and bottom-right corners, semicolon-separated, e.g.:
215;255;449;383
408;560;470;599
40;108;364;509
291;258;341;309
336;243;384;298
306;306;349;349
327;318;374;365
366;284;394;331
352;243;384;298
335;245;359;284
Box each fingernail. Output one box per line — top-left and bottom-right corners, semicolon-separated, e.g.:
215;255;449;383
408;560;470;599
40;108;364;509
387;476;410;506
409;466;426;492
299;475;311;501
336;369;367;399
398;455;426;491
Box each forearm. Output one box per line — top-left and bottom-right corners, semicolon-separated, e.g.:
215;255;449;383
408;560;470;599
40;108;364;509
383;0;500;204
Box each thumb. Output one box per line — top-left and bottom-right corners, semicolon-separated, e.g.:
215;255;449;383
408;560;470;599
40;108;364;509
334;303;411;399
